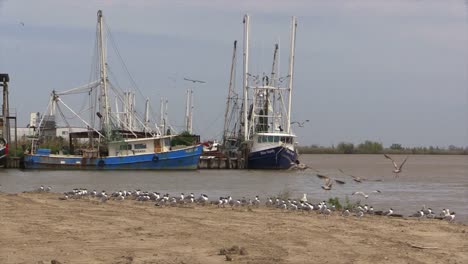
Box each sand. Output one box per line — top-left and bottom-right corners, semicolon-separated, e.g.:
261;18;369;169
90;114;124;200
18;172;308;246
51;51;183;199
0;192;466;264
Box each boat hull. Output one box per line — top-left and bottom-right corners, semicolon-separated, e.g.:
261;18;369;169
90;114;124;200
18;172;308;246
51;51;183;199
247;145;297;169
23;145;203;170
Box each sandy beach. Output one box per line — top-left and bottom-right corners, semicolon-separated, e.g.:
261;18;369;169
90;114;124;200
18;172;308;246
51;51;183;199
0;192;466;264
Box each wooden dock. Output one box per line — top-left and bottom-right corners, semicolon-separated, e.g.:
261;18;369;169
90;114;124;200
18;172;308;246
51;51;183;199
5;157;21;168
198;157;245;169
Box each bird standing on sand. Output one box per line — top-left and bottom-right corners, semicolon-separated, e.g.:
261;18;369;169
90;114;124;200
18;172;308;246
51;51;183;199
444;212;456;222
300;193;307;202
384;154;408;178
316;174;345;191
384;208;394;216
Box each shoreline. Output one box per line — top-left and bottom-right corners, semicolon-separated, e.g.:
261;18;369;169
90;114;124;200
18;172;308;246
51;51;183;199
1;192;466;264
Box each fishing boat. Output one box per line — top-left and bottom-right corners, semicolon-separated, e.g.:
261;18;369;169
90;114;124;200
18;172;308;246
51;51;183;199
240;15;299;169
23;10;202;170
0;138;7;167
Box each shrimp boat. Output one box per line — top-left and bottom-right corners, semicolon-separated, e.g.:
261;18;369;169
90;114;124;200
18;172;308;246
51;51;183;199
241;15;299;169
23;10;202;170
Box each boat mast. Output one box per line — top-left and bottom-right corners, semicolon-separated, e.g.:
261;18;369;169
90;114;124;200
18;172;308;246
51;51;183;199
286;16;297;134
242;14;250;141
160;97;165;135
114;95;120;129
97;10;111;139
184;88;193;133
144;97;150;131
270;43;279;88
223;40;237;146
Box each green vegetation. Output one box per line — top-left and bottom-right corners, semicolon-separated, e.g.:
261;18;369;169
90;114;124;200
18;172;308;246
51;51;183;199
276;187;292;201
327;197;343;210
298;140;467;155
170;131;198;146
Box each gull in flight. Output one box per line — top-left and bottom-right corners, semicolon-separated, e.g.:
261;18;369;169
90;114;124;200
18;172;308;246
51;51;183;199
316;174;345;191
384;154;408;177
338;169;382;183
351;190;381;199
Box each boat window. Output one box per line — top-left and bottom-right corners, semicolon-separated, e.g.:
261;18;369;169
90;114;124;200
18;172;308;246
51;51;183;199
257;137;261;143
134;143;147;150
280;137;285;142
274;136;279;143
119;144;131;150
268;136;274;142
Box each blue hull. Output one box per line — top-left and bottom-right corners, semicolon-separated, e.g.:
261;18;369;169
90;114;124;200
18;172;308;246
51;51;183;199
248;146;297;169
23;145;203;170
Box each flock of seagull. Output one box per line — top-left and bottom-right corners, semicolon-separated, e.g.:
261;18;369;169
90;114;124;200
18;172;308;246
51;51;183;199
15;153;455;223
310;154;408;191
29;185;456;223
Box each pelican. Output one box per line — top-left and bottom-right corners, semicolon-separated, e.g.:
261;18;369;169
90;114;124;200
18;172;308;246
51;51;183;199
384;154;408;177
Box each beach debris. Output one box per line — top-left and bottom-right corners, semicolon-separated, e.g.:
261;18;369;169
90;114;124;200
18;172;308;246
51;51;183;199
219;245;247;260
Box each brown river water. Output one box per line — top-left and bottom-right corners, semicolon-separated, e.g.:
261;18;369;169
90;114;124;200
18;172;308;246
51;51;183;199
0;154;467;222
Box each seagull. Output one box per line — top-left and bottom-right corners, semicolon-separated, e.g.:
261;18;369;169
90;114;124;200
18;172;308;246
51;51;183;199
410;210;425;220
300;193;307;202
290;120;309;127
383;208;394;216
384;154;408;177
444;212;456;222
351;190;381;199
316;174;345;190
341;209;350;217
356;210;364;218
338;169;382;183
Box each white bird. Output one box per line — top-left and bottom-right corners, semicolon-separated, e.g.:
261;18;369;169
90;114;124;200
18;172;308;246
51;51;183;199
444;212;455;222
384;154;408;177
356;210;364;218
410;210;425;220
316;174;345;190
45;186;52;192
253;196;260;206
300;193;307;202
341;209;350;217
384;208;394;216
351;190;381;199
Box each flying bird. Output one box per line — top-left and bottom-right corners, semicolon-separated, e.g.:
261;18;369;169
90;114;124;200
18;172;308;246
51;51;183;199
338;169;382;183
316;174;345;191
384;154;408;177
351;190;381;199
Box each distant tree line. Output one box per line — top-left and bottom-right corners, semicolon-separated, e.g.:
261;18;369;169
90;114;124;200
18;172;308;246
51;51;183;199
298;140;468;155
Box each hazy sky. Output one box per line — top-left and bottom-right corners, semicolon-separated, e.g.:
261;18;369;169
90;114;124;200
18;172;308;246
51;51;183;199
0;0;467;147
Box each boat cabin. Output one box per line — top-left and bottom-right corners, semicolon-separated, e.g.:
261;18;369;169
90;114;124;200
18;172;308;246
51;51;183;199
108;136;172;156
